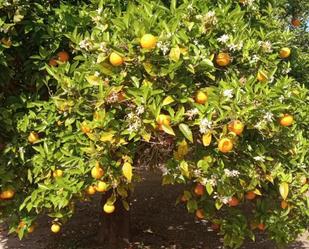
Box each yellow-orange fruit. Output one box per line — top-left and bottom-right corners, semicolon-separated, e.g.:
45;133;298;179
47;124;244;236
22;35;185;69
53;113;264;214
96;181;108;192
195;209;205;219
218;138;233;153
279;47;291;59
228;197;239;207
215;53;231;67
57;51;69;62
109;52;124;66
228;120;244;135
195;91;208;104
279;114;293;127
0;189;15;200
91;166;104;179
194;183;205;196
86;186;96;195
28;132;39;144
140;34;157;49
51;224;61;233
103;203;115;214
81;124;91;134
245;191;256;200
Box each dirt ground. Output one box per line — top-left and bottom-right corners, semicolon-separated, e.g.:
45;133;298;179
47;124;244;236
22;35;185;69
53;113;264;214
0;172;308;249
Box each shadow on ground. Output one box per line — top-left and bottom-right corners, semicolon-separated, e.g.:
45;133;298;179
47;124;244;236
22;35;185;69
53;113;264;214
0;172;308;249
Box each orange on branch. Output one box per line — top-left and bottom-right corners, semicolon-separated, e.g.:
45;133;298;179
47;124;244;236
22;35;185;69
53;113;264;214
57;51;69;62
279;114;293;127
109;52;124;66
215;52;231;67
194;183;205;196
103;203;115;214
140;34;157;49
279;47;291;59
195;91;208;104
228;120;244;135
28;132;39;144
228;197;239;207
218;138;233;153
195;209;205;219
245;191;256;200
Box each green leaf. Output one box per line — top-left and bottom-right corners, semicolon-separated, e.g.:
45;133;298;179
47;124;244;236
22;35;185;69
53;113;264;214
206;183;213;195
179;123;193;142
279;182;289;200
162;124;175;136
162;96;175;106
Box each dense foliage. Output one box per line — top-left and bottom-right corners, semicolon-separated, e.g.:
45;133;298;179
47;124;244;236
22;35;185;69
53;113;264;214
1;0;308;248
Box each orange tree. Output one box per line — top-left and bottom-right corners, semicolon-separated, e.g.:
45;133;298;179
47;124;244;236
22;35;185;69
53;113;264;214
1;0;309;248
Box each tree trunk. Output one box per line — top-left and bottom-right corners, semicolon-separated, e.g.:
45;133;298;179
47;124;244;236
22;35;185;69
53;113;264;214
96;190;130;249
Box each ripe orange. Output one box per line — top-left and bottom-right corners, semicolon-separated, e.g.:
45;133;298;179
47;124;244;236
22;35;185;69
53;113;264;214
218;138;233;153
281;200;288;209
117;91;126;101
57;51;70;62
228;197;239;207
91;165;104;179
51;224;61;233
195;209;205;219
103;203;115;214
53;169;63;178
279;47;291;59
215;52;231;67
96;181;108;192
291;18;301;27
156;114;171;130
28;132;39;144
194;183;205;196
49;58;58;67
245;191;256;201
140;34;157;49
195;91;208;104
86;186;96;195
279;114;293;127
0;189;15;200
228;120;244;135
257;223;266;231
257;70;268;82
109;52;124;66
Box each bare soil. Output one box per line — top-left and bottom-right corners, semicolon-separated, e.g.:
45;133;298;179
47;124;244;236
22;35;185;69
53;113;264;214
0;172;308;249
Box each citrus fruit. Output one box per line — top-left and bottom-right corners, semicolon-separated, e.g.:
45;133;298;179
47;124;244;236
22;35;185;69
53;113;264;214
140;34;157;49
218;138;233;153
103;203;115;214
195;91;208;104
109;52;124;66
215;52;231;67
279;114;293;127
228;120;244;135
28;132;39;144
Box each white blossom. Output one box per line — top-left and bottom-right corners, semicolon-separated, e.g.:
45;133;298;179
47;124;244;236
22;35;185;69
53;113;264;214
186;108;199;120
253;156;265;162
94;71;100;77
224;169;240;177
79;39;92;51
258;41;273;53
136;106;145;115
199;118;212;134
223;89;234;99
263;112;274;122
97;8;103;14
217;34;229;43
